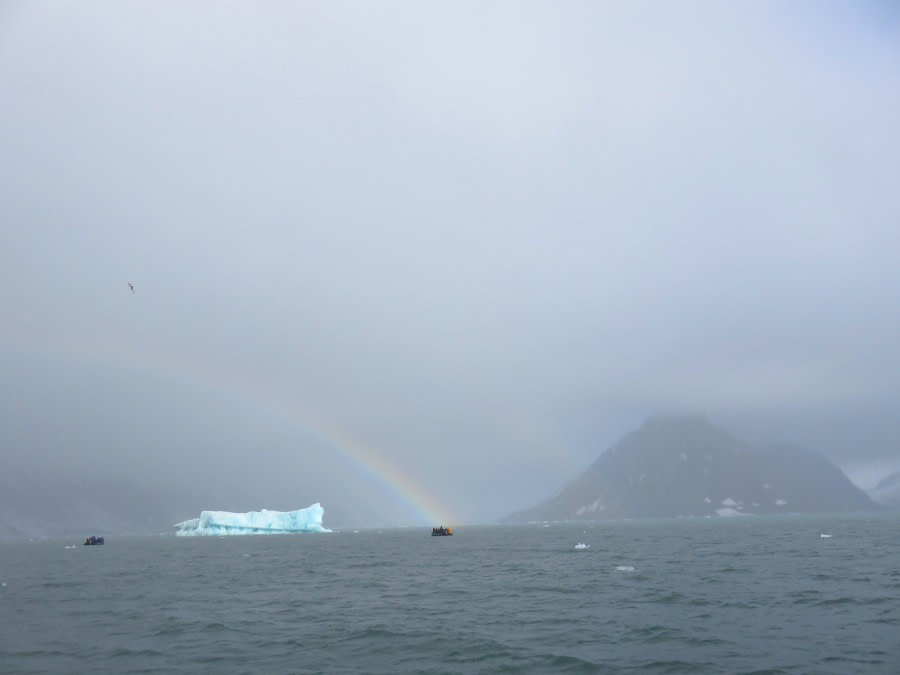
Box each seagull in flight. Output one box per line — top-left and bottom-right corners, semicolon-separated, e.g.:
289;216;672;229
128;283;135;294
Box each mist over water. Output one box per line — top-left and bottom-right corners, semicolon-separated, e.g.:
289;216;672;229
2;514;898;673
2;3;899;529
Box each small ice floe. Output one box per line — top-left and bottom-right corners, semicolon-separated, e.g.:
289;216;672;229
243;553;251;557
616;565;636;572
820;534;833;538
64;545;76;549
574;543;590;550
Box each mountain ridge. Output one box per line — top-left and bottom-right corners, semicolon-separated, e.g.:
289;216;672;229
506;416;881;522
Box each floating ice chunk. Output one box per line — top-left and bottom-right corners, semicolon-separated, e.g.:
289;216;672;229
64;545;76;549
716;507;744;517
820;534;833;538
616;565;636;572
175;503;331;536
574;543;590;549
721;498;738;506
775;499;787;506
704;497;711;504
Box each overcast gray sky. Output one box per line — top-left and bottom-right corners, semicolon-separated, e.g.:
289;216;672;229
2;1;899;526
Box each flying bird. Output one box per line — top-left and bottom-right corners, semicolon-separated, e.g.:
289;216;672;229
128;283;135;293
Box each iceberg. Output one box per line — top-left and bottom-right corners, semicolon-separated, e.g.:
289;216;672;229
175;503;332;536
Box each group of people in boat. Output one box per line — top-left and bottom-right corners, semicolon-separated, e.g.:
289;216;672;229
431;526;452;536
83;536;104;545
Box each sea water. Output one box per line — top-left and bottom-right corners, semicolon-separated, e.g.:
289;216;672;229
1;513;898;673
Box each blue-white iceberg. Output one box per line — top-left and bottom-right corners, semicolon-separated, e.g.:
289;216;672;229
175;503;332;536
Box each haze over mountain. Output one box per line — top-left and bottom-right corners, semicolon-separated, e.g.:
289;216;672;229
0;457;400;538
506;417;881;522
2;3;899;530
1;415;890;537
870;470;900;509
0;463;200;538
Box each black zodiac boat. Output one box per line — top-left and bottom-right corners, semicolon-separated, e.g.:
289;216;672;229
431;526;453;536
83;536;104;546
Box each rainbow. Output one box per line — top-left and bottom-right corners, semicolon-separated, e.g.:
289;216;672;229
17;337;455;526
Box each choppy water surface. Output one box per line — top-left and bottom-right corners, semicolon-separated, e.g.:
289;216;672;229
1;514;898;673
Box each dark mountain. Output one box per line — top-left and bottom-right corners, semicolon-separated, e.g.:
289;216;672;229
506;417;881;522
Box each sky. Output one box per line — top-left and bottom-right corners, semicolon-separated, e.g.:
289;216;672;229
1;1;899;527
